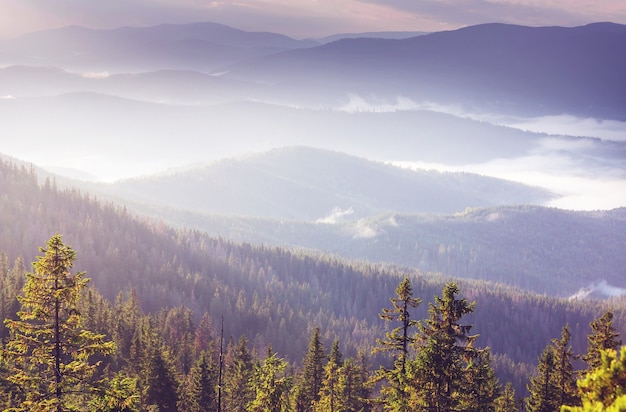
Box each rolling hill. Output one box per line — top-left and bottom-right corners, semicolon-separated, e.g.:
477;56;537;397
70;147;624;298
98;147;555;220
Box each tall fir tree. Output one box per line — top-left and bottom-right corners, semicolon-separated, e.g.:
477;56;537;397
582;310;622;372
494;382;519;412
248;347;292;412
409;282;478;412
315;351;341;412
143;342;179;412
336;356;372;412
372;277;421;412
525;345;559;412
461;348;501;412
295;327;326;412
223;335;255;412
178;350;218;412
552;324;580;408
1;235;115;411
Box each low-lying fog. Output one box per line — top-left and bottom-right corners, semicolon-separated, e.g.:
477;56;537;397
2;93;625;211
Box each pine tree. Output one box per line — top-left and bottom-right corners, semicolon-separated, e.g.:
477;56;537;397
1;235;115;411
582;310;622;372
409;281;477;412
372;277;421;412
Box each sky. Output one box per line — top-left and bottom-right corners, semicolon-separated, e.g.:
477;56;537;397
1;0;626;39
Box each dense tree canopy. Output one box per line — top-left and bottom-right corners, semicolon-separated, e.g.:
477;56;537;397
0;159;626;411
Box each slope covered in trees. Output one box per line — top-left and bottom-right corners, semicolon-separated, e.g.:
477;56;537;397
2;241;624;410
1;157;625;395
120;195;626;297
99;147;554;219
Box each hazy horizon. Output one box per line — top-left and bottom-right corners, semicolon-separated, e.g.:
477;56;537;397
1;0;625;40
1;8;625;212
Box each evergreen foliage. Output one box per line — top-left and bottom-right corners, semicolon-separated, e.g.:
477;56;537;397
143;342;179;412
526;345;560;412
1;159;626;411
582;310;622;372
494;382;519;412
461;348;502;412
562;347;626;412
1;235;115;411
372;277;421;411
296;327;326;412
89;372;141;412
177;350;218;412
409;281;478;412
223;335;255;412
248;349;292;412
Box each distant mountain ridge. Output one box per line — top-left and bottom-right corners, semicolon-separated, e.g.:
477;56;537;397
315;31;427;43
224;22;626;120
2;21;625;120
0;21;318;72
97;147;554;220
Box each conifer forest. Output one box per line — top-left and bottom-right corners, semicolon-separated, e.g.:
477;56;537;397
0;160;625;411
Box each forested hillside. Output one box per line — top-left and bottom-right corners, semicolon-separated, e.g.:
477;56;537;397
124;197;626;298
1;158;625;400
99;147;553;219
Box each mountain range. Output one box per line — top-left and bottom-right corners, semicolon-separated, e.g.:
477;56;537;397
2;21;625;120
1;18;626;396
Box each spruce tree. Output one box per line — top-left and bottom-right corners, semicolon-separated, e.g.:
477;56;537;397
409;281;477;412
143;342;179;412
337;357;371;412
248;348;292;412
1;235;115;411
315;352;341;412
296;327;326;412
372;277;421;412
552;324;579;408
494;382;519;412
525;345;559;412
461;348;501;412
178;350;218;412
223;335;255;412
582;310;622;372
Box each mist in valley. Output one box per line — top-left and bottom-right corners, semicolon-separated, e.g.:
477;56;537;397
1;17;625;298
